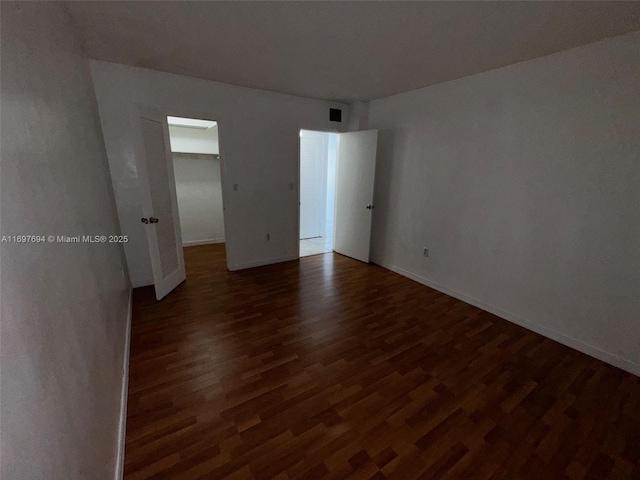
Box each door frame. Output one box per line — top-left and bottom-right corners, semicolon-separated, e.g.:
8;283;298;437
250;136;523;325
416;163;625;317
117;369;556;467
297;127;339;259
134;104;231;271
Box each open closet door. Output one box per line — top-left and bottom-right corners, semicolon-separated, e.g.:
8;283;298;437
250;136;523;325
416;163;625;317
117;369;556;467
132;106;186;300
334;129;378;263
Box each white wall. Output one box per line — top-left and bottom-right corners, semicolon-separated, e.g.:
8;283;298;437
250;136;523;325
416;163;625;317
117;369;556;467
173;153;225;245
169;125;225;246
0;3;131;479
169;125;219;154
368;32;640;375
90;60;349;285
300;130;328;239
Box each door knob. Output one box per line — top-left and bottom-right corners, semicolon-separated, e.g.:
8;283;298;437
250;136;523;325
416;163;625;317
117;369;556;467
366;204;374;210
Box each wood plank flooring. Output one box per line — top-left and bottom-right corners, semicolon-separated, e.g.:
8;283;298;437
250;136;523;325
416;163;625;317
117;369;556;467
125;244;640;479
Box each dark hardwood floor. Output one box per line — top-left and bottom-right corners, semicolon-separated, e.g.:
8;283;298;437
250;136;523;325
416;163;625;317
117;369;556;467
125;244;640;479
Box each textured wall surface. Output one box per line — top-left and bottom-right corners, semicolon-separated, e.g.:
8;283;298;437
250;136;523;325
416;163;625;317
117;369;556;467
0;3;131;478
368;32;640;374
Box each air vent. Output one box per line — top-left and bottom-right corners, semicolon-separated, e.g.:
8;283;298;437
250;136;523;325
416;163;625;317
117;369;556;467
329;108;342;123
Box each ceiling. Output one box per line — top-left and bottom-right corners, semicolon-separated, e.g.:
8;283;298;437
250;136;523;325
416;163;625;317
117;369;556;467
66;1;640;102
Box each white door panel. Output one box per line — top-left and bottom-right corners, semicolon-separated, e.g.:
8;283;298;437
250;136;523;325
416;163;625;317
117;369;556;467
133;106;186;300
334;130;378;263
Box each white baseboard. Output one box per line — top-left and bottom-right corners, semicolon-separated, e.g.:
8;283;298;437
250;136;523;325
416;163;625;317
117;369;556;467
183;238;225;247
115;288;133;480
228;254;298;271
377;262;640;377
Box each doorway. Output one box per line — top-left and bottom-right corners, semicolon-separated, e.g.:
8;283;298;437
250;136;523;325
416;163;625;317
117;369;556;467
134;107;231;300
167;116;225;252
299;130;338;257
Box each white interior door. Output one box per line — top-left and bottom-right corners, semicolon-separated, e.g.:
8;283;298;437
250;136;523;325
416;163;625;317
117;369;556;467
133;106;186;300
299;131;327;239
334;129;378;263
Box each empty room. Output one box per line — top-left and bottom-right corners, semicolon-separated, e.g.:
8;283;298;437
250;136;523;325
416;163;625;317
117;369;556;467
1;2;639;479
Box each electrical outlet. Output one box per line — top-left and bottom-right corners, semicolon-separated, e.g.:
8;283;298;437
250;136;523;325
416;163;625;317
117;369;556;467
423;248;429;257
